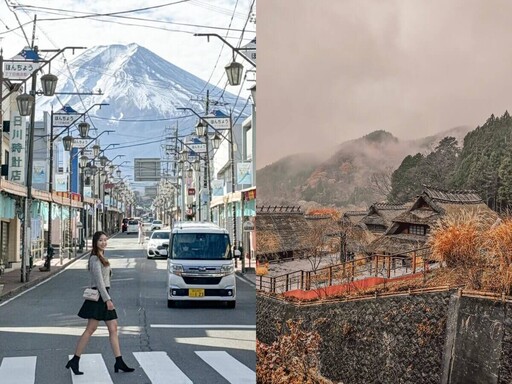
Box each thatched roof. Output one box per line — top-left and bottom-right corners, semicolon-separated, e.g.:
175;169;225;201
342;210;367;225
369;187;498;255
390;187;497;229
361;202;411;228
305;214;340;236
255;212;312;255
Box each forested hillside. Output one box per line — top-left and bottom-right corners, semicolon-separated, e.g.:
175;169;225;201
257;127;471;209
390;111;512;211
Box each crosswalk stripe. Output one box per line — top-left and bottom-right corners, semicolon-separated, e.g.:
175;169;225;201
133;351;192;384
196;351;255;384
0;356;36;384
69;354;113;384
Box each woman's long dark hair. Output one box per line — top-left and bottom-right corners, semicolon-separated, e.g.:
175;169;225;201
90;231;109;268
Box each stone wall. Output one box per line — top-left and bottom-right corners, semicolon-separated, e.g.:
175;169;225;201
257;291;512;384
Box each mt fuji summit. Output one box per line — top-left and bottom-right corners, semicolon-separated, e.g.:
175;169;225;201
37;43;251;174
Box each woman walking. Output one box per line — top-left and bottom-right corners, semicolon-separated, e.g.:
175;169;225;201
66;231;135;375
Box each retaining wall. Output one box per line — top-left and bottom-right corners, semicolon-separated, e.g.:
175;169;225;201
257;290;512;384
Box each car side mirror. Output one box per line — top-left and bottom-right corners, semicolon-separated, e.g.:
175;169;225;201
234;249;241;258
144;236;149;241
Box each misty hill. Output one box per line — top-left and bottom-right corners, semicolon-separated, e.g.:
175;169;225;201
257;127;473;209
37;43;250;177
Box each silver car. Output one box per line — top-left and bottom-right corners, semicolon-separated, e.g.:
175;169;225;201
146;229;170;259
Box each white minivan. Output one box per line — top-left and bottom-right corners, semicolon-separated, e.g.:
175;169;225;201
167;222;239;308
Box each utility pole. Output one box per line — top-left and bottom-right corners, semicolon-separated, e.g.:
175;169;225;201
205;90;211;221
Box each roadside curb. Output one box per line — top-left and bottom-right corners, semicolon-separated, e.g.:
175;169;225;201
236;271;256;286
0;251;90;301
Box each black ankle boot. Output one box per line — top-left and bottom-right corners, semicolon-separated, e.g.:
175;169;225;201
114;356;135;373
65;355;84;375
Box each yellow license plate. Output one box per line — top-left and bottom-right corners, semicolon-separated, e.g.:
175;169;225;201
189;289;205;297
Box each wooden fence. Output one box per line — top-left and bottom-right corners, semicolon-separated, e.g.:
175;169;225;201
257;247;433;294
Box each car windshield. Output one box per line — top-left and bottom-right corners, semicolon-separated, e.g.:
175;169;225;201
151;231;169;240
128;220;138;225
171;233;231;260
153;220;162;224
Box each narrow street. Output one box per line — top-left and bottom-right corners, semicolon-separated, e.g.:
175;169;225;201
0;234;256;383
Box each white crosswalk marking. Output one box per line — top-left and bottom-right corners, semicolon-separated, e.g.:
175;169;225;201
69;353;113;384
196;351;255;384
0;356;36;384
133;351;192;384
0;351;254;383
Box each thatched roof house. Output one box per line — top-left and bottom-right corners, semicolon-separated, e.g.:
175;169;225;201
368;187;498;255
256;207;312;261
360;202;411;234
341;210;367;226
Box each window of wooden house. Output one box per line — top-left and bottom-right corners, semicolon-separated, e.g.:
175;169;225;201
409;224;426;235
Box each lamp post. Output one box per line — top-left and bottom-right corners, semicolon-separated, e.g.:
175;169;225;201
194;33;256;86
13;48;77;281
176;107;238;247
46;103;108;268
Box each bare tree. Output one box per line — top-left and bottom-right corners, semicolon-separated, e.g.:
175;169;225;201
369;166;394;197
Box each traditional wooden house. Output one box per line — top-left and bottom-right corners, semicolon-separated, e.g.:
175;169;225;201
341;210;367;226
255;206;313;261
360;202;411;235
367;187;499;256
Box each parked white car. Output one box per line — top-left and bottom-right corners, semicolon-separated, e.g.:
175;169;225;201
146;229;170;259
150;220;163;231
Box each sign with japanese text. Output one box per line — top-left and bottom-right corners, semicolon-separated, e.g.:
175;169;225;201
4;48;41;79
8;110;26;184
84;186;92;198
187;142;206;153
52;113;79;127
188;188;195;196
3;61;39;80
72;138;90;148
204;116;231;130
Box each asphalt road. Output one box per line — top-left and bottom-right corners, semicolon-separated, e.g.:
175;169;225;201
0;233;256;384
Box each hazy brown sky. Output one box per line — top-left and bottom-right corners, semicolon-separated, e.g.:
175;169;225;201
257;0;512;168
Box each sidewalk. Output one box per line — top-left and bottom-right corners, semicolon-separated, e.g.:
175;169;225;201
0;250;90;301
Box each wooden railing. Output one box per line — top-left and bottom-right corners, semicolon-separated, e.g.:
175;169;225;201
257;247;433;294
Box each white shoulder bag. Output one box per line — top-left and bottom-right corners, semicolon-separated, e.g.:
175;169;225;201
83;287;99;301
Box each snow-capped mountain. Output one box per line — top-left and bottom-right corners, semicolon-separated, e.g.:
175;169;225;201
37;43;251;181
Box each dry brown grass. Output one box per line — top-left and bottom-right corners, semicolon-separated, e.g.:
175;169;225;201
256;263;269;276
256;320;338;384
429;211;485;268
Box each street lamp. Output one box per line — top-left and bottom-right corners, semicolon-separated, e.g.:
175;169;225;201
40;73;58;96
194;33;256;83
46;104;109;266
225;61;244;86
78;121;90;138
16;93;35;116
62;135;74;151
211;133;222;150
177;107;237;244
